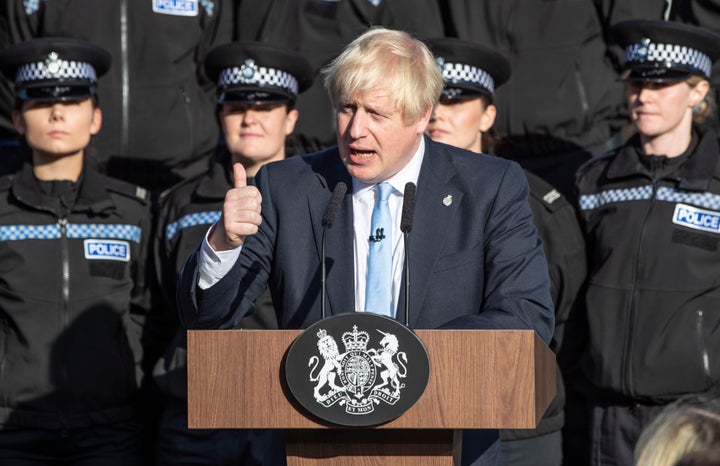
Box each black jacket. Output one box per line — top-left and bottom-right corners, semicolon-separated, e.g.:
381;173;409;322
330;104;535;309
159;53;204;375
501;171;587;440
2;0;233;191
576;129;720;402
439;0;627;158
0;160;152;429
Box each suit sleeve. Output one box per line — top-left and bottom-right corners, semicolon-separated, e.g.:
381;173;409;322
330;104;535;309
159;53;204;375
440;162;555;344
177;168;275;330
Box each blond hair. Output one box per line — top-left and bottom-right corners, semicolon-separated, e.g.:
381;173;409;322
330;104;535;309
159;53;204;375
322;27;443;124
635;398;720;466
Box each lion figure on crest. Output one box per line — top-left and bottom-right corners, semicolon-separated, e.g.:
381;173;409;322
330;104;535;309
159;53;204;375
308;330;344;401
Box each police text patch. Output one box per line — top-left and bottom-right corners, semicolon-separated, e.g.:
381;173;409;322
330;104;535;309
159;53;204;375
84;240;131;262
152;0;199;16
672;203;720;234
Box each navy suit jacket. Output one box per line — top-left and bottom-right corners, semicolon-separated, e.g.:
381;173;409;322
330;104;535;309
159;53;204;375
179;136;553;343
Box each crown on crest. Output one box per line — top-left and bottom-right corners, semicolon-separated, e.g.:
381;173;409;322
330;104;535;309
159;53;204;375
342;325;369;352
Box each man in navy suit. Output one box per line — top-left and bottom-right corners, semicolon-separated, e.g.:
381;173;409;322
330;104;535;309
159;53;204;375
178;27;554;465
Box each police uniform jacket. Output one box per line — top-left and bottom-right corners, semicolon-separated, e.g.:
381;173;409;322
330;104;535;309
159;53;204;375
501;171;587;441
576;128;720;402
3;0;233;191
0;159;152;429
152;149;276;401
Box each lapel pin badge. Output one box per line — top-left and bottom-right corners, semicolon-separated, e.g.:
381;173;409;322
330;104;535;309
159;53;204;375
442;195;453;207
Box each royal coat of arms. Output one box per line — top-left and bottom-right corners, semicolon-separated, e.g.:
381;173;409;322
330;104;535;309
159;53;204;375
285;313;429;427
308;325;408;415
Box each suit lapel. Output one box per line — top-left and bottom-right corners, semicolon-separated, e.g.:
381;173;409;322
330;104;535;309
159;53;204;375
398;138;462;327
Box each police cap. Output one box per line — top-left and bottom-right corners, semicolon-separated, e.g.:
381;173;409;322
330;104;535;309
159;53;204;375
610;20;720;82
205;41;313;105
0;37;110;101
424;37;510;102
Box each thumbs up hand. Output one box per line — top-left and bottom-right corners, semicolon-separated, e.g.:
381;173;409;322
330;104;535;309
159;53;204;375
208;163;263;251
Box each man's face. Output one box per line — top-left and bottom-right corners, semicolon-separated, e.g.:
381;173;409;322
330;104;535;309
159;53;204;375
336;86;430;184
220;102;298;167
12;98;101;162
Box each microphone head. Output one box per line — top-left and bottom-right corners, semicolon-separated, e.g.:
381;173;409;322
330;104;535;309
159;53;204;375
321;182;347;227
400;182;416;233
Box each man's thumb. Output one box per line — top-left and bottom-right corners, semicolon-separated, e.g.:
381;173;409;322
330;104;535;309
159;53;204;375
232;163;247;188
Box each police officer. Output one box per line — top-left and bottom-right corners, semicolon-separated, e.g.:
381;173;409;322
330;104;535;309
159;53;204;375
2;0;234;193
0;37;153;464
152;41;313;465
424;37;587;466
573;20;720;466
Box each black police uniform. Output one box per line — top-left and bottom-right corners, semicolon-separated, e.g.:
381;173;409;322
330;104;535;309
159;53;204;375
152;41;312;466
572;20;720;466
2;0;233;192
425;37;587;466
0;38;153;463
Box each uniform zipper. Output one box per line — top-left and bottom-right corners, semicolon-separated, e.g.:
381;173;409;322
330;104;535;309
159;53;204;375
59;217;70;430
120;0;130;158
622;160;662;396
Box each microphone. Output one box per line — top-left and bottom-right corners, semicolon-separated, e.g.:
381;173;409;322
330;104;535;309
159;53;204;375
400;182;416;326
321;182;347;319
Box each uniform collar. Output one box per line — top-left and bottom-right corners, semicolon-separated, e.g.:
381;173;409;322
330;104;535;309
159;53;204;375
606;129;720;191
12;157;115;214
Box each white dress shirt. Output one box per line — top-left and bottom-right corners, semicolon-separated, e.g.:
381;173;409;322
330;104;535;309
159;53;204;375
198;137;426;318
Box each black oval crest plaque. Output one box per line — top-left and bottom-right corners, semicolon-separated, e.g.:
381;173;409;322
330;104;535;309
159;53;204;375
285;313;430;427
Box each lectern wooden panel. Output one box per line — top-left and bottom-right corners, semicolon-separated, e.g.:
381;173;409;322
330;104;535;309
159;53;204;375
187;329;555;465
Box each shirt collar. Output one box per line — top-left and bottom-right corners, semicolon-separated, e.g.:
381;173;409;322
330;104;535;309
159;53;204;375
351;136;425;196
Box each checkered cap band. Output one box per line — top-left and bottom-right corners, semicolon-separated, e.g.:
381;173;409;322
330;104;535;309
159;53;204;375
16;57;97;84
165;211;221;241
0;223;141;242
23;0;40;14
438;59;495;95
626;41;712;78
579;185;720;211
218;59;299;96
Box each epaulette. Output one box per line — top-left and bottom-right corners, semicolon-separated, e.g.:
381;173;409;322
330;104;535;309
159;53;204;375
105;177;150;204
524;170;567;213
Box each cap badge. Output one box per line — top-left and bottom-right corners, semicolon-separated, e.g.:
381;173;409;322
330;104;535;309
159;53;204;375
435;57;446;74
45;52;62;76
241;59;257;79
637;38;651;59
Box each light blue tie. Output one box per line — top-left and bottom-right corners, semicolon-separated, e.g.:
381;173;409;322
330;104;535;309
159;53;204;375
365;182;394;317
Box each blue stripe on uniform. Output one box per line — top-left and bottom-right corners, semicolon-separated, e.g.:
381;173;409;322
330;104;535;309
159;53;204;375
0;223;141;242
579;185;720;212
165;211;220;241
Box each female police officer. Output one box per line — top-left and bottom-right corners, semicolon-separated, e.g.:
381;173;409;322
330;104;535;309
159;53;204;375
574;20;720;466
0;37;152;464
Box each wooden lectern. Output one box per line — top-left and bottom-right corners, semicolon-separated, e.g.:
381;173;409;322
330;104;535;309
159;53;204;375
187;329;555;465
